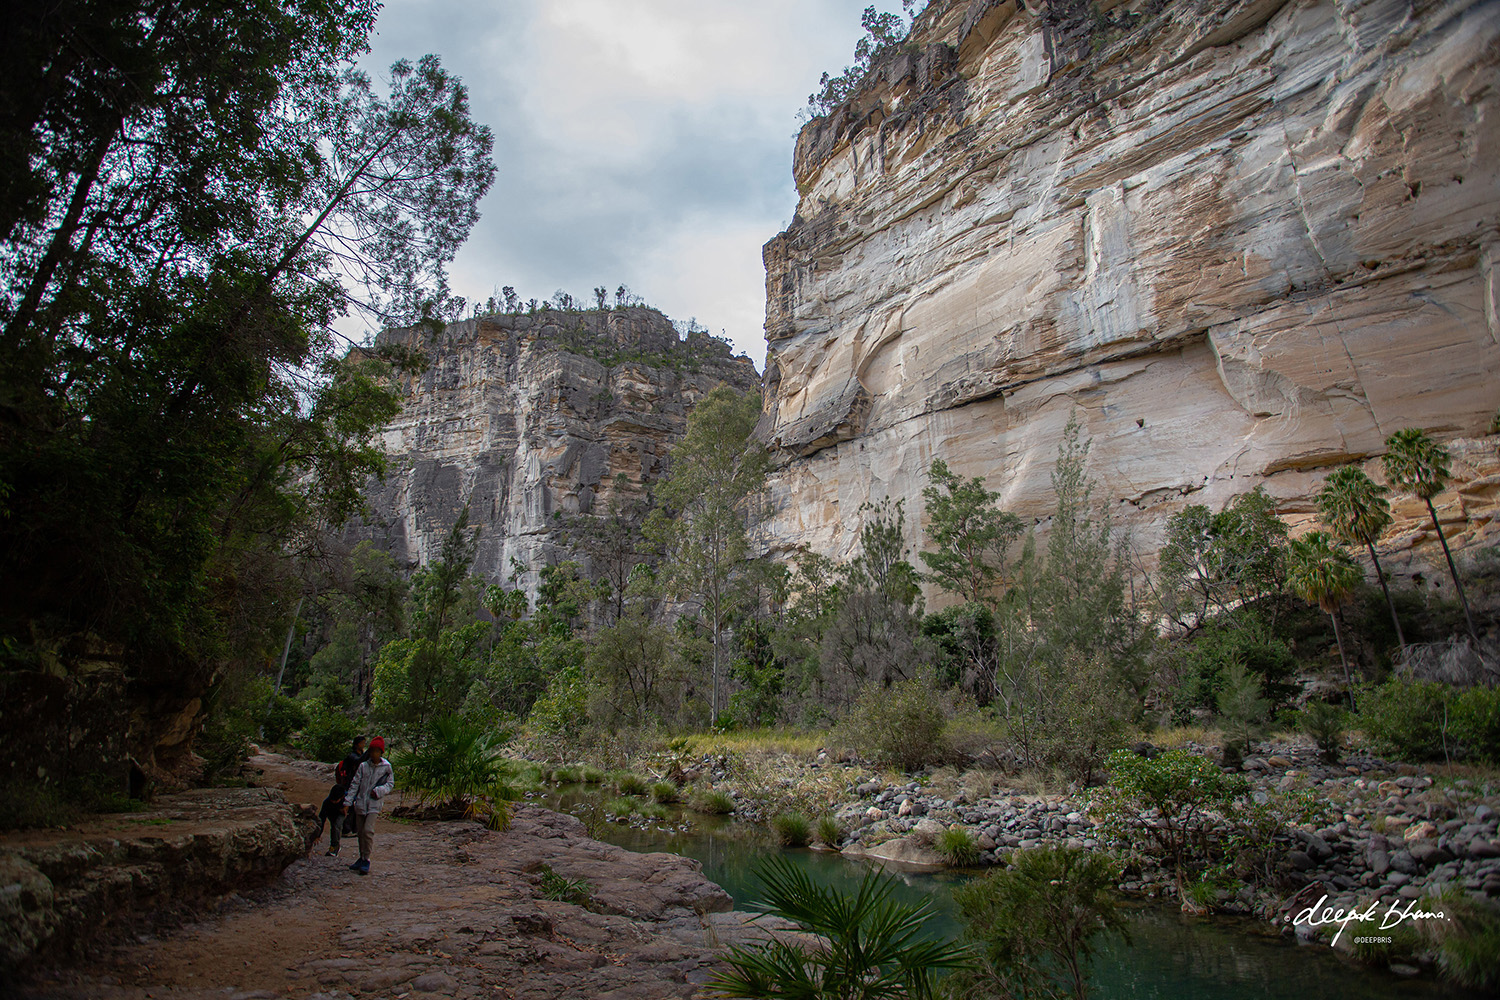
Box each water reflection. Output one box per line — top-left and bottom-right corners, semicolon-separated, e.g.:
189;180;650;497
535;785;1477;1000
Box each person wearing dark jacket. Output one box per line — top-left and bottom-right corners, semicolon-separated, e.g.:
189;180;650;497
308;735;366;856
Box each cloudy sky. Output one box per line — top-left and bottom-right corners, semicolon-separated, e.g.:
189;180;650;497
362;0;906;371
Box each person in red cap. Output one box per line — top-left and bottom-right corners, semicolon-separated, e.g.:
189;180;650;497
340;736;395;875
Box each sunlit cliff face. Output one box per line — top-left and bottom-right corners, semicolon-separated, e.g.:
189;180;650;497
758;0;1500;591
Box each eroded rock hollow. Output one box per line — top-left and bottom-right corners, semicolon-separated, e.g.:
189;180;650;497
760;0;1500;585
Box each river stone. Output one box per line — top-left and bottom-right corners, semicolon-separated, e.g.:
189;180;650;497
1304;835;1333;862
1287;851;1315;871
1468;838;1500;860
1387;872;1410;887
1369;849;1391;875
1410;843;1455;867
1405;821;1439;842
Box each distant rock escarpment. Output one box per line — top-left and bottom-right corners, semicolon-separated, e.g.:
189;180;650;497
761;0;1500;581
350;309;758;589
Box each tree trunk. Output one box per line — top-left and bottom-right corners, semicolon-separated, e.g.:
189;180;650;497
1364;540;1406;651
1424;496;1480;648
1329;609;1355;711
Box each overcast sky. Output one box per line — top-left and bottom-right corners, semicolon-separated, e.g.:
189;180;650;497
361;0;904;372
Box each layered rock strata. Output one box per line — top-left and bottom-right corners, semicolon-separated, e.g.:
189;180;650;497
350;309;758;590
0;786;306;976
760;0;1500;586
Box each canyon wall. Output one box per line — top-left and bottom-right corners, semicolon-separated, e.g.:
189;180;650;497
760;0;1500;589
349;309;758;591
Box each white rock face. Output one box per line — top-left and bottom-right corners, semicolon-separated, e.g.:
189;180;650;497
760;0;1500;588
349;310;758;593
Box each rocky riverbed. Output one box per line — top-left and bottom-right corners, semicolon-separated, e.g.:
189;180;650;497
680;738;1500;938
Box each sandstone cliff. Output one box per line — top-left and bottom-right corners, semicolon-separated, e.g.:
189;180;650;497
350;309;759;590
761;0;1500;587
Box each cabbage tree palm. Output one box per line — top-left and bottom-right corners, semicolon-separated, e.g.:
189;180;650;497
1382;428;1479;646
1288;531;1363;708
1317;466;1404;650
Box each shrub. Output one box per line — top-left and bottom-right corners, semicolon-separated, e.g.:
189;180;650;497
649;780;680;804
1452;686;1500;763
937;826;981;866
1359;678;1453;761
839;678;947;773
815;815;844;848
261;691;308;745
579;765;605;784
772;812;812;847
706;857;972;998
293;703;363;763
396;716;515;831
197;717;255;784
1298;700;1347;763
1433;890;1500;992
950;847;1124;1000
550;765;582;784
1090;749;1247;882
690;788;735;815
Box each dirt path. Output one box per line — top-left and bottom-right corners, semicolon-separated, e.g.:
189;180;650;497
15;755;769;1000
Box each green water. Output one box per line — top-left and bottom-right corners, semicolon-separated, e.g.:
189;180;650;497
536;787;1479;999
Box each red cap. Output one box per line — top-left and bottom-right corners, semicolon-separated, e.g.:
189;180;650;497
369;737;385;751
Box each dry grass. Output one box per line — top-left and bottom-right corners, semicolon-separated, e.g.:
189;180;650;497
1147;725;1211;749
692;728;828;760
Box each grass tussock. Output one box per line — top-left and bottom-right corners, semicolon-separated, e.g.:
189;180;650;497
772;812;812;847
690;788;735;815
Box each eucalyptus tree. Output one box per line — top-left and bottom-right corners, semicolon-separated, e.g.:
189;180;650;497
1287;531;1363;707
1383;428;1479;645
645;386;769;725
919;459;1023;604
1317;465;1405;650
0;0;494;771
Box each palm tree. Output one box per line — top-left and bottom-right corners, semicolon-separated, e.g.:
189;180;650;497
1382;428;1480;646
1288;531;1363;708
1317;466;1405;650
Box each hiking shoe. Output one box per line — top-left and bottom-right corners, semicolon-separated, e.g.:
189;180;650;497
348;859;363;871
355;859;370;875
324;848;339;857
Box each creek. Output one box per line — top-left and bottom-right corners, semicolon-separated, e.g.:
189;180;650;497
535;784;1480;999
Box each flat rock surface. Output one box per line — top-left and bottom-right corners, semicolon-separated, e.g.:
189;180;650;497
13;756;785;1000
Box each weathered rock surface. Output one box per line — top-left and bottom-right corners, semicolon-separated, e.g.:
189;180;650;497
12;762;795;999
351;308;758;591
0;786;306;977
761;0;1500;586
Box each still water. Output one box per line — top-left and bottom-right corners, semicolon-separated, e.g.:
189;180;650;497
537;787;1478;999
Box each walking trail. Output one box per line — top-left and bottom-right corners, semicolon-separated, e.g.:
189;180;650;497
17;754;783;1000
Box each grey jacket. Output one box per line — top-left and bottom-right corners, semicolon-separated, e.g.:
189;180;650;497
343;758;395;815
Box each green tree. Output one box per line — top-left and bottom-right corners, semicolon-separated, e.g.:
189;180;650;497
646;385;769;725
1287;531;1363;706
1317;465;1405;650
950;847;1126;1000
1383;428;1479;645
0;0;494;773
1157;486;1289;632
919;460;1022;604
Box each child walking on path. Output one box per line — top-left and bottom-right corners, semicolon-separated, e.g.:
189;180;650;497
309;735;367;856
341;736;395;875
